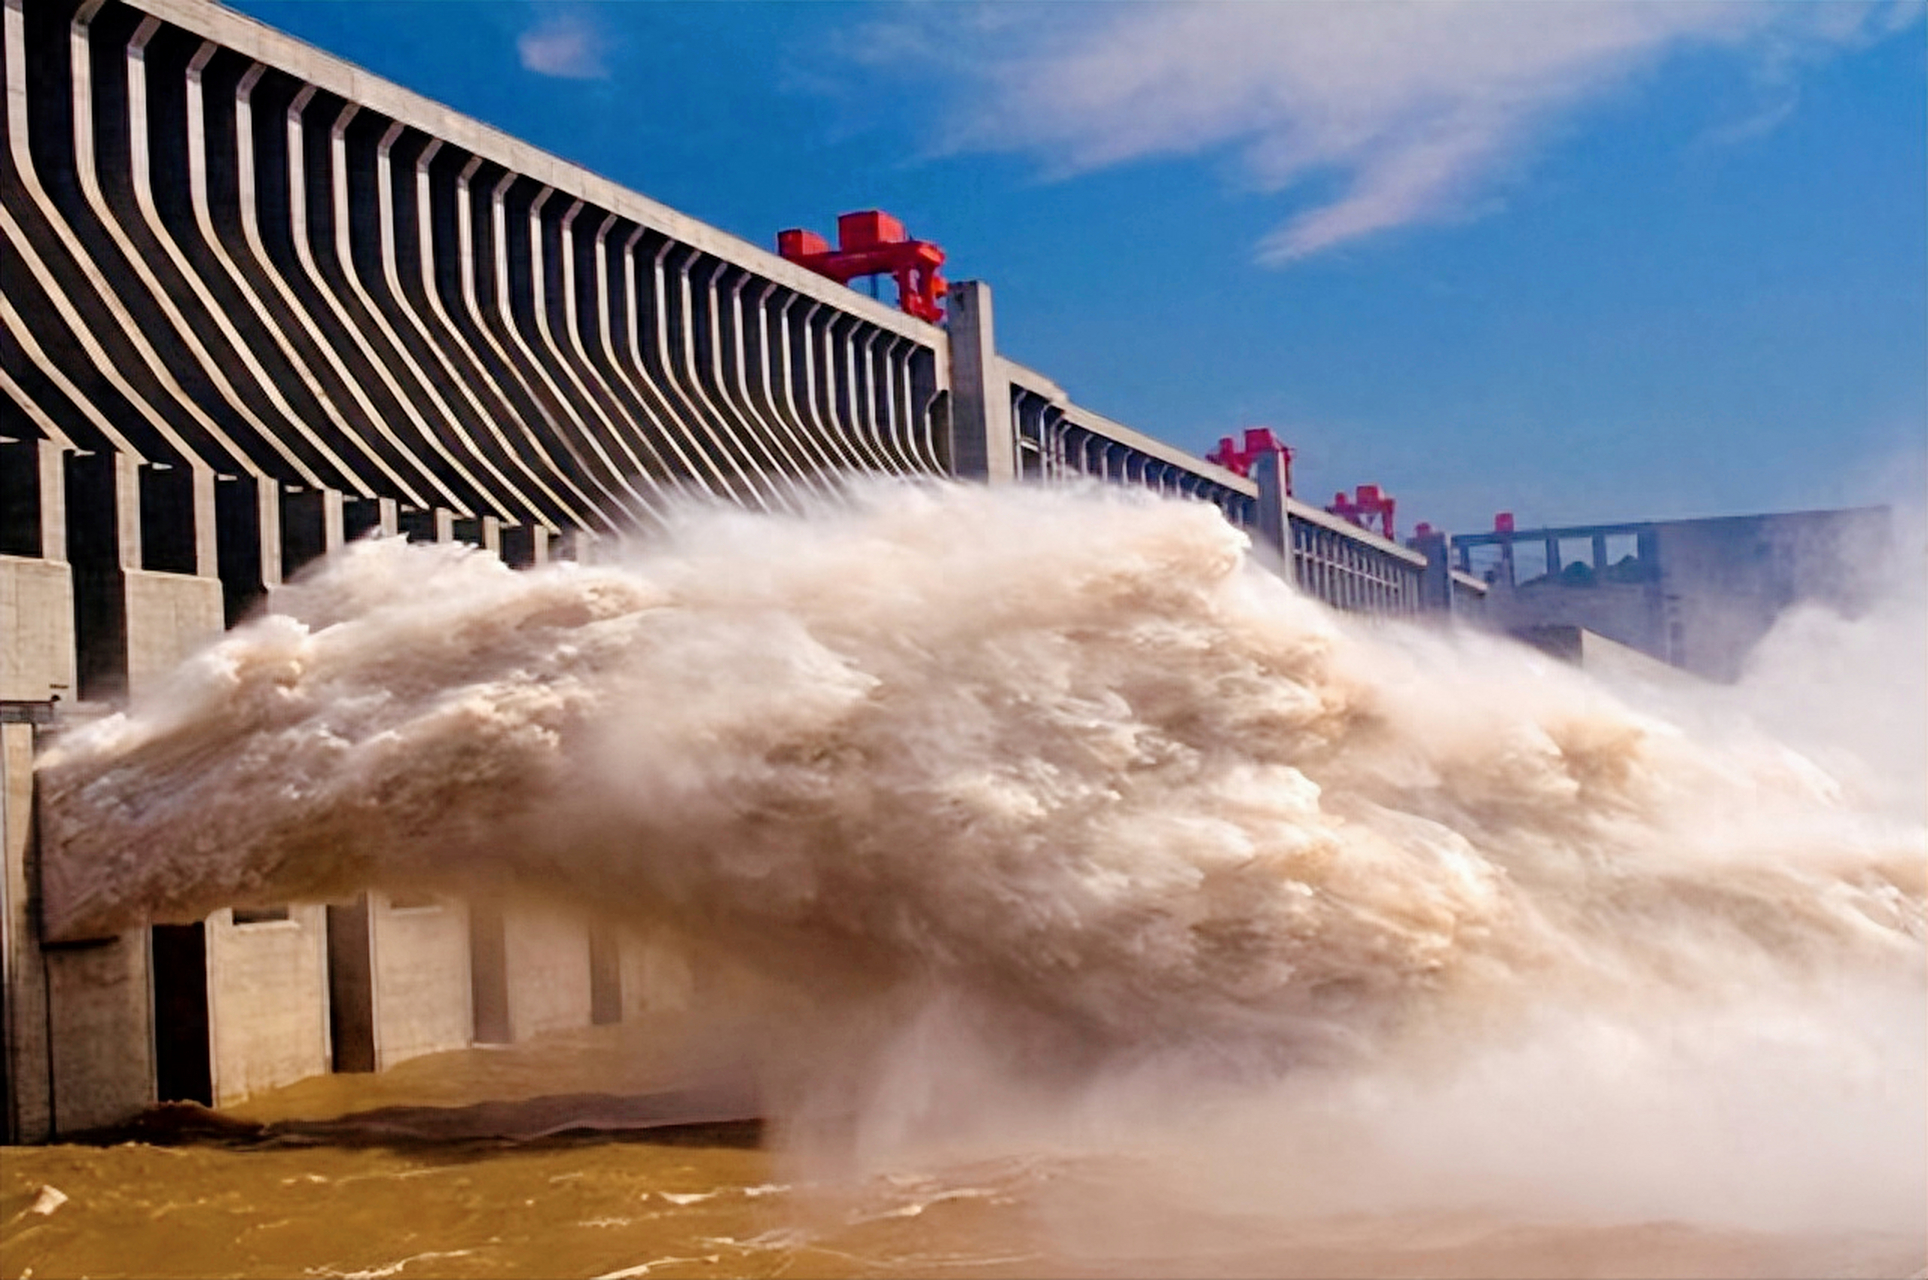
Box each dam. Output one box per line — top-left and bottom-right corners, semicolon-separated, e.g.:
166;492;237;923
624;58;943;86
0;0;1500;1142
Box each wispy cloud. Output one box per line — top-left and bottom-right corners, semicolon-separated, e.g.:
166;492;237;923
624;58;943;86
870;1;1919;263
517;10;609;80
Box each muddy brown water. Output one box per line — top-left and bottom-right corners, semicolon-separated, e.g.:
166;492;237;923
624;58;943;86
3;1019;1920;1280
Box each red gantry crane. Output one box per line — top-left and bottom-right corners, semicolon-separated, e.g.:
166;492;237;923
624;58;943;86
1328;484;1398;540
1205;427;1295;489
777;210;949;323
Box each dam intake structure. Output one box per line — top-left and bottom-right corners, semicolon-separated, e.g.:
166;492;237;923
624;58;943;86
27;484;1928;1200
2;0;1912;1170
0;0;1487;1141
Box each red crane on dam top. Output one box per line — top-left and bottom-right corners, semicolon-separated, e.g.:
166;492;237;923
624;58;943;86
1205;427;1295;490
778;211;949;323
1329;484;1399;540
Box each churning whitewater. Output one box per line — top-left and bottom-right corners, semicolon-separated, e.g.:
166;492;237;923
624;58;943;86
37;483;1926;1081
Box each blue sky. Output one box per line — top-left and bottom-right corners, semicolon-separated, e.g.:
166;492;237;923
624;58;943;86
230;0;1926;536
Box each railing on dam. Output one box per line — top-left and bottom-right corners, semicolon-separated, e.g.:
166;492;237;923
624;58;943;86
1000;362;1455;620
1286;501;1427;617
1005;363;1260;531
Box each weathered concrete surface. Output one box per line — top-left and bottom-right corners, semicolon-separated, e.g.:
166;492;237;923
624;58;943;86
1512;625;1699;688
503;902;593;1043
1489;579;1664;666
206;906;332;1106
945;282;1015;483
1;722;53;1142
0;552;73;1140
1472;508;1887;681
123;570;224;698
0;557;78;702
44;931;154;1134
1;554;184;1135
369;894;474;1069
619;929;696;1019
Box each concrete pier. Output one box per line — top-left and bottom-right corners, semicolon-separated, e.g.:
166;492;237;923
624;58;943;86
325;893;473;1073
204;906;331;1105
468;900;594;1046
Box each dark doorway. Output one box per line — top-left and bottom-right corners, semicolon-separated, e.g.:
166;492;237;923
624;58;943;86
325;898;376;1073
150;923;212;1105
469;902;510;1044
66;453;130;702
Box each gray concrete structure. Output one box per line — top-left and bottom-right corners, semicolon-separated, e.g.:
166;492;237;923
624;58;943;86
1454;507;1887;681
3;0;1475;1140
204;905;330;1104
466;899;592;1046
362;893;473;1069
1511;624;1699;688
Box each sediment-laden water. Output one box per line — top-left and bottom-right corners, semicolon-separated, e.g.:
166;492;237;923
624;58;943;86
11;483;1925;1278
4;1017;1922;1279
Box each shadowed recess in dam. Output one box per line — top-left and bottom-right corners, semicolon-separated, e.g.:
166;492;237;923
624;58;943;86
34;484;1927;1161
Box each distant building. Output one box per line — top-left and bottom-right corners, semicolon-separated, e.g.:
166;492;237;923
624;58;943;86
1450;507;1890;682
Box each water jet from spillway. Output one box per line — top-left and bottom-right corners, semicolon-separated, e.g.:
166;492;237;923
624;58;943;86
32;481;1925;1235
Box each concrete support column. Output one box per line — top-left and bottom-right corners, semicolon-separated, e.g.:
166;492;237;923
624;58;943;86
32;454;169;1126
1252;449;1295;586
1415;530;1456;615
467;897;592;1043
1;720;52;1143
42;926;155;1134
193;470;218;580
944;281;1015;483
107;451;223;691
1544;536;1561;578
204;905;331;1105
356;892;472;1069
1591;533;1609;572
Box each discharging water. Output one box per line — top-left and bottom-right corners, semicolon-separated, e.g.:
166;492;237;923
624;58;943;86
11;482;1926;1278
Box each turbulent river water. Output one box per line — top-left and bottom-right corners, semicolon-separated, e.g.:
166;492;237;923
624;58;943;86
8;482;1925;1278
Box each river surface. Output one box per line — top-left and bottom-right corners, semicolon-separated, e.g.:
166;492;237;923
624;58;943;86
4;1019;1923;1280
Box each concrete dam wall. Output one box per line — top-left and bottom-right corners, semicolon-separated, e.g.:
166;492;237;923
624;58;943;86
1;0;1477;1141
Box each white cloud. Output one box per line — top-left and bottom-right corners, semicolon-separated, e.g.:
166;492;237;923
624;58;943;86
882;1;1918;263
517;11;608;80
